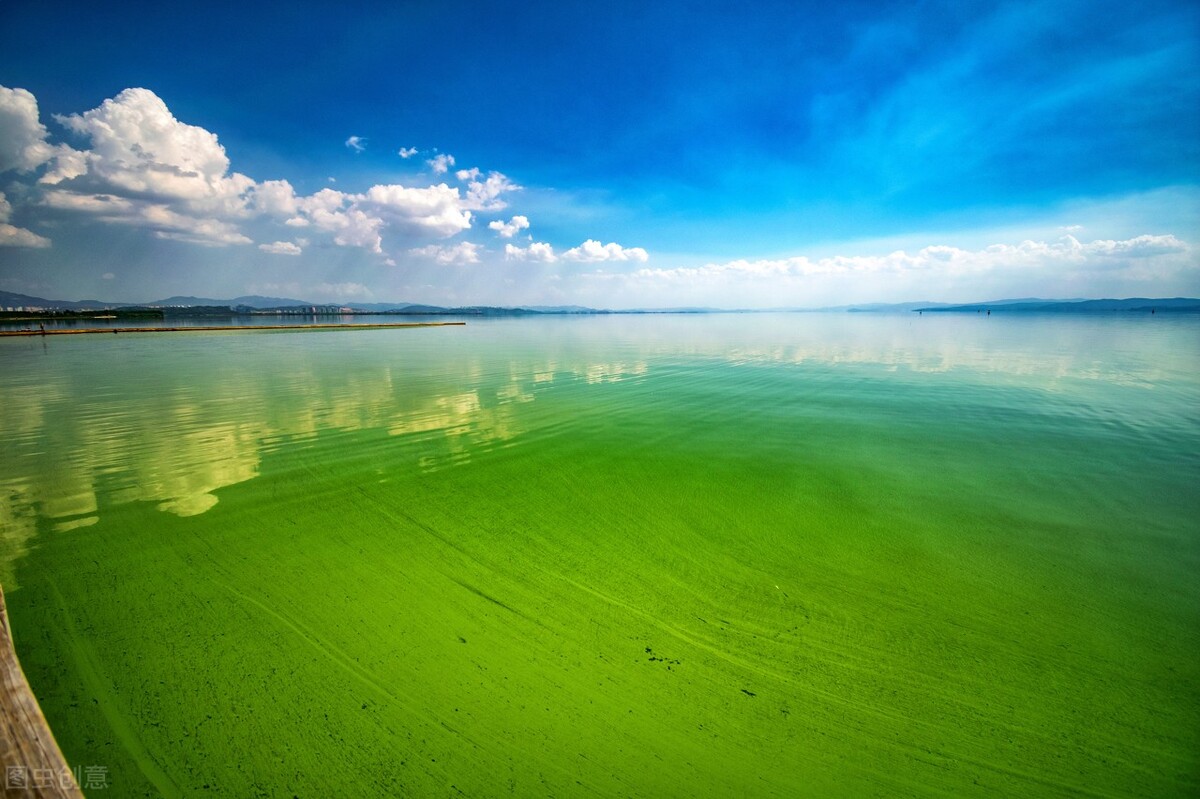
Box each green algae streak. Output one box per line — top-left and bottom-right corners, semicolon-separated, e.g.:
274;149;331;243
1;313;1197;797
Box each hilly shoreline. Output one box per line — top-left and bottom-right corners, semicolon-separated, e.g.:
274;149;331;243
2;290;1197;316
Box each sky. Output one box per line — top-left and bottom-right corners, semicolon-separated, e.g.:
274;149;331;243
1;0;1197;308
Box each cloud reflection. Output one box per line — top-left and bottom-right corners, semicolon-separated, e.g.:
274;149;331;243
1;313;1195;587
0;336;585;590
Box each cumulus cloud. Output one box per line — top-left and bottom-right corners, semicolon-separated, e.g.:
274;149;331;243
0;86;540;261
427;153;455;174
0;190;50;247
258;240;302;255
53;88;255;217
409;241;482;265
505;241;557;262
41;189;251;246
360;183;472;237
462;170;520;211
40;190;133;215
39;145;87;185
562;239;649;263
270;180;473;251
296;190;384;252
0;223;51;248
4;87;262;247
488;215;530;238
281;183;473;251
0;86;54;173
252;179;299;216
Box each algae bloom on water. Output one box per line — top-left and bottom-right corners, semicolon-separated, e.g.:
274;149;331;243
0;312;1197;797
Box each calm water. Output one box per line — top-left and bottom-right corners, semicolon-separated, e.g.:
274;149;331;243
1;313;1197;797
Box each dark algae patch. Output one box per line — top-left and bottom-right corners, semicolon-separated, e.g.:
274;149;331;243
1;314;1198;796
644;646;681;670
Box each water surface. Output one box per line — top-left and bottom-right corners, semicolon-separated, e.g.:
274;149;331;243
1;313;1197;797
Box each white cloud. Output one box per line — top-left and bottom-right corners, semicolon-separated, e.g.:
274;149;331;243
0;190;51;247
41;189;251;246
455;167;481;181
41;189;136;215
488;215;530;238
14;88;261;247
398;147;418;159
252;179;299;216
427;153;456;174
298;187;346;214
463;170;519;211
39;144;88;185
505;241;557;262
53;88;255;217
280;183;473;250
328;209;384;251
1085;234;1187;258
298;190;383;253
0;223;51;248
152;216;252;246
600;234;1195;307
102;272;115;279
0;87;544;262
562;239;649;263
360;183;472;237
628;241;1071;282
258;240;302;255
0;86;54;173
409;241;482;265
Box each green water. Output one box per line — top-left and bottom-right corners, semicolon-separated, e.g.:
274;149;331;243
1;313;1197;797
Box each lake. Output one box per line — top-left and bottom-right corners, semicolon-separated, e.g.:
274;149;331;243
1;312;1197;797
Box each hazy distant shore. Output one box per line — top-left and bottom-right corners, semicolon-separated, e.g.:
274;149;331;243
3;289;1198;319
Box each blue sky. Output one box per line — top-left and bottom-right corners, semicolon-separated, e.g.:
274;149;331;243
1;0;1197;307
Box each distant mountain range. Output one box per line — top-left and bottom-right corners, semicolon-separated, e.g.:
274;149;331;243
914;298;1200;313
153;294;314;308
2;290;1197;315
0;290;607;315
0;290;117;310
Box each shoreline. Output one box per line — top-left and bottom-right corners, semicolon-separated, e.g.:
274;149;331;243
0;321;467;337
